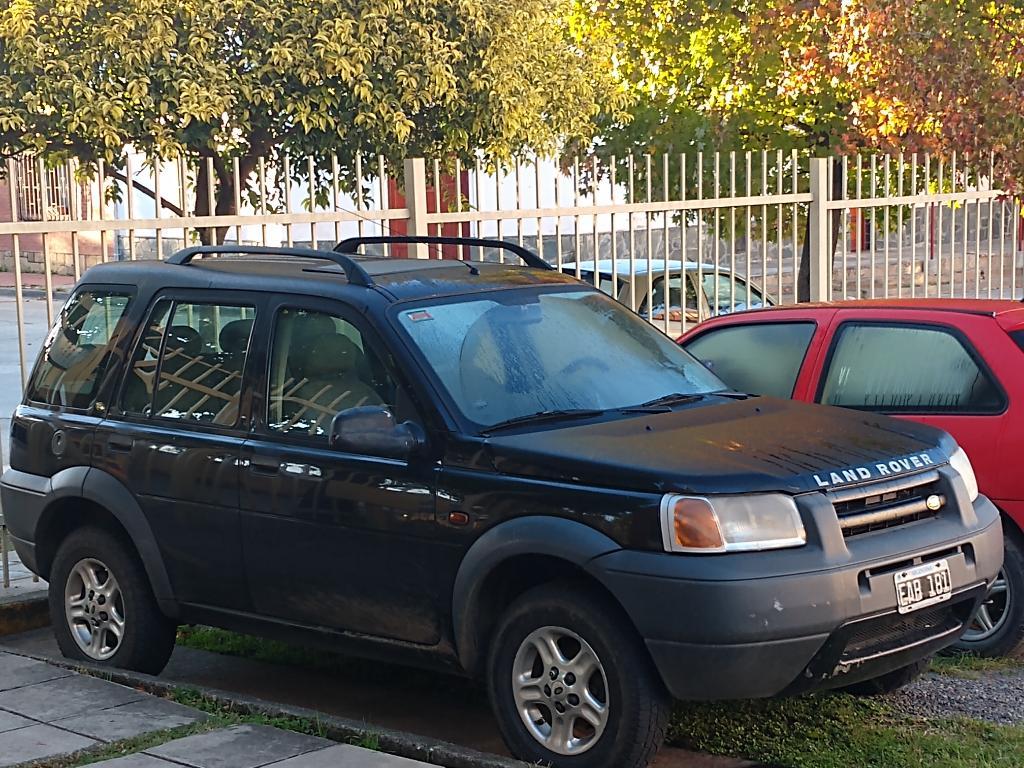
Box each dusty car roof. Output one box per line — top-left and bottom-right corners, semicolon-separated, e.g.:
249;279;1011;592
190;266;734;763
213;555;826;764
563;259;721;275
79;253;583;303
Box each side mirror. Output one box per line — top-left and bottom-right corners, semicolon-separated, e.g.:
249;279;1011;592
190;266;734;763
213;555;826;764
330;405;423;459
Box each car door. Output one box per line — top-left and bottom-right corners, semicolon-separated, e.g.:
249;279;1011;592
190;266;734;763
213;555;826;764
681;317;825;399
94;291;260;609
812;315;1007;486
238;297;445;645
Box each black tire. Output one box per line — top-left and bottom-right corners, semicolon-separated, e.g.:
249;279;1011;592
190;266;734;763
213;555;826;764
487;582;671;768
950;532;1024;658
49;526;176;674
840;657;930;696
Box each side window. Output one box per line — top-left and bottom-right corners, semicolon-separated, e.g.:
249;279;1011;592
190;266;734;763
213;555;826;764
121;299;255;425
26;290;132;410
266;308;410;439
733;277;765;308
644;275;698;318
701;273;733;315
820;324;1004;413
684;322;816;398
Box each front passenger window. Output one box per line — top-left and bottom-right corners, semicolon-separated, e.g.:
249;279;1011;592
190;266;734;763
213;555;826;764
267;308;407;439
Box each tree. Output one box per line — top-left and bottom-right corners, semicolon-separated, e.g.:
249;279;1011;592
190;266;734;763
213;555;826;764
0;0;624;241
575;0;1024;299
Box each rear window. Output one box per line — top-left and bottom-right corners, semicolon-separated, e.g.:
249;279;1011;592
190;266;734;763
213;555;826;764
1012;330;1024;352
683;322;816;398
26;290;132;410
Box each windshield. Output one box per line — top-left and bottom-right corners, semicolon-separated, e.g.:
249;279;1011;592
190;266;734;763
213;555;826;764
397;289;725;428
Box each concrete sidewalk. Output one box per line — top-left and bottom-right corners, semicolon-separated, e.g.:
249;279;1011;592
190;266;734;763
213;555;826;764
0;650;431;768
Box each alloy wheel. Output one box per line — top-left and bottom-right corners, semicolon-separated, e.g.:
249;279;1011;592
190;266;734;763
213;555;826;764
963;570;1010;642
64;558;125;661
511;625;609;756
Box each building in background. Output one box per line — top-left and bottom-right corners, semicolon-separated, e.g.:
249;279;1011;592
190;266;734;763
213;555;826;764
0;158;105;275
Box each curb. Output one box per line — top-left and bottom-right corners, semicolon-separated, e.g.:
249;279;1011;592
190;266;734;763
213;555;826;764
0;647;528;768
0;593;49;636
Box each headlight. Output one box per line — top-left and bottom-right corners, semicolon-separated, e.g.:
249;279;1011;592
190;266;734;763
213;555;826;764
948;447;979;502
660;493;806;553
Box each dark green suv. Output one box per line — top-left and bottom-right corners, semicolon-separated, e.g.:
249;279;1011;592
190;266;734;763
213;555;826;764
1;238;1003;768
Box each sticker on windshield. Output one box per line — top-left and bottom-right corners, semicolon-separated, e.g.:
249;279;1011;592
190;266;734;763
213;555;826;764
407;310;433;323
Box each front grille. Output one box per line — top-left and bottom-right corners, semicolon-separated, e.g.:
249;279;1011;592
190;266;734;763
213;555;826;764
829;470;943;538
840;604;961;663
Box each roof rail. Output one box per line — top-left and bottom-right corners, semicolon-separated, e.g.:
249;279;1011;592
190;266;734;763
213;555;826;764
333;236;554;271
165;245;375;287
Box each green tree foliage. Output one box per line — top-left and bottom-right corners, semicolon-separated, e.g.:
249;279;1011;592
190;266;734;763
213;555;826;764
0;0;623;239
576;0;1024;298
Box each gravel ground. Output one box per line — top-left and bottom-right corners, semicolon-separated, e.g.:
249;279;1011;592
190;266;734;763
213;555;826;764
887;668;1024;725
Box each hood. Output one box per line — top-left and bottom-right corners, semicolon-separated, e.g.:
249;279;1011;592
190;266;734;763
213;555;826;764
477;397;955;495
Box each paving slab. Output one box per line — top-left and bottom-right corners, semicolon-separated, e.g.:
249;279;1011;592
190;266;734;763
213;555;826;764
268;744;433;767
90;755;182;768
146;724;332;768
54;695;210;742
0;671;145;721
0;709;34;733
0;722;96;767
0;651;71;691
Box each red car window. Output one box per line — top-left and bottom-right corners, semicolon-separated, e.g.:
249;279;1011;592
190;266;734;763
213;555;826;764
818;322;1005;414
683;321;817;398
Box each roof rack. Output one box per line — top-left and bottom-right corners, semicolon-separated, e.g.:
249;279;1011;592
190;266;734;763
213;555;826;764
165;245;375;287
333;236;554;271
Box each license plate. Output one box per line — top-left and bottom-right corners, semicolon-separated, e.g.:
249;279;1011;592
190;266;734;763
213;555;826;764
894;559;953;614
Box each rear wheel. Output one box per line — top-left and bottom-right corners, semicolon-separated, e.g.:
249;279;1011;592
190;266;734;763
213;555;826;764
487;582;670;768
952;533;1024;658
49;526;176;674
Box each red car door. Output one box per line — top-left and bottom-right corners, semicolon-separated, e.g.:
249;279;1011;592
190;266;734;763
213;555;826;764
806;309;1008;503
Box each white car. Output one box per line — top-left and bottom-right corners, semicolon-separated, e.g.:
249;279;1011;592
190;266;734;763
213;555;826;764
562;259;773;335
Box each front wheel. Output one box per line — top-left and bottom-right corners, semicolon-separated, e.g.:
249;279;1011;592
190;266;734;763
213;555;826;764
951;533;1024;658
49;526;177;674
487;582;670;768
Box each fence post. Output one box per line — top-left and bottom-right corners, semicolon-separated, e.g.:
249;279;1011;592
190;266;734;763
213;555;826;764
404;157;430;259
808;157;831;301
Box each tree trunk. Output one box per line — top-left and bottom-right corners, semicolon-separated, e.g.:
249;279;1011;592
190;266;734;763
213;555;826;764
194;154;264;245
796;156;845;302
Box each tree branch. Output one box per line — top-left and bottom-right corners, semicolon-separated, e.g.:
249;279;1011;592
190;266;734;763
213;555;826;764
106;169;185;217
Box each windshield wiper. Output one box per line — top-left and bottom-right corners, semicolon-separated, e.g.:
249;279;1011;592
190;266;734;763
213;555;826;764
626;392;708;410
482;409;605;434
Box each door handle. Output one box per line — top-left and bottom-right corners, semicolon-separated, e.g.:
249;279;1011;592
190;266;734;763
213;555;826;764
249;456;281;475
107;436;135;453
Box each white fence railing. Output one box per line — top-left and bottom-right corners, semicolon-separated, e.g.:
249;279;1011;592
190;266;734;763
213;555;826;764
1;151;1022;385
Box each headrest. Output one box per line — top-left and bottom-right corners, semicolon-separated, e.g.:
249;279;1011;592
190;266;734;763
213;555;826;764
292;334;363;380
290;311;337;339
220;319;254;354
164;325;202;357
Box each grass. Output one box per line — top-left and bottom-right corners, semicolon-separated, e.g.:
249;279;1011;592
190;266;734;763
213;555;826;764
668;693;1024;768
929;652;1024;679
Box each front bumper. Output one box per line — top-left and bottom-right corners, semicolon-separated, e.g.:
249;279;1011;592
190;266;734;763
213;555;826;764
591;486;1003;700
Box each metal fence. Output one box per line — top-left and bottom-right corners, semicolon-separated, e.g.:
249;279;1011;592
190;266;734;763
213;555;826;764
0;150;1022;381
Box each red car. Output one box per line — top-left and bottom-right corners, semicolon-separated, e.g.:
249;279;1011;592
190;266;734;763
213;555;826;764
680;299;1024;658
